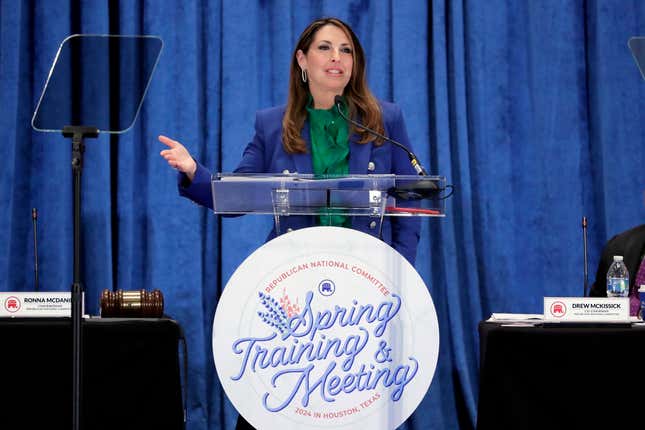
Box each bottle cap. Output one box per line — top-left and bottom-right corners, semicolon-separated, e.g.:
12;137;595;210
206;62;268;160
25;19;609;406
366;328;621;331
613;255;624;261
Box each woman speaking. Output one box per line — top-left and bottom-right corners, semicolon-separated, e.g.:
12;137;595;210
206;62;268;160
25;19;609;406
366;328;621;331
160;16;422;429
160;17;421;265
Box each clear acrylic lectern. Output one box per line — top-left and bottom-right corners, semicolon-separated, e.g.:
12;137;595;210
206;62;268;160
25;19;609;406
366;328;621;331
211;173;447;235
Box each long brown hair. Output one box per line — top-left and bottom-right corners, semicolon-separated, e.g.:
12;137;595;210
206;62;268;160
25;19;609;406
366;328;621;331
282;17;384;154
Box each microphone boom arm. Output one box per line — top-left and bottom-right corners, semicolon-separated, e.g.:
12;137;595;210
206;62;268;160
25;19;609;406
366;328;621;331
334;96;428;176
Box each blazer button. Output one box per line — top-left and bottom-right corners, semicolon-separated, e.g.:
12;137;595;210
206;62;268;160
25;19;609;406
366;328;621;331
369;221;377;229
367;161;375;171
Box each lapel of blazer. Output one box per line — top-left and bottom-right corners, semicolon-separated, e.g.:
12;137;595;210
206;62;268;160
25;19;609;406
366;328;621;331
349;132;372;174
293;120;314;174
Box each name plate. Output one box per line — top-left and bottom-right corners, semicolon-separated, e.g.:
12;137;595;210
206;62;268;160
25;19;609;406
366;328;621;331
0;292;76;317
544;297;630;322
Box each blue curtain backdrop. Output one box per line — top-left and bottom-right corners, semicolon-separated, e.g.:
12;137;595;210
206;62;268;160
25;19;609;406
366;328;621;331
1;1;644;429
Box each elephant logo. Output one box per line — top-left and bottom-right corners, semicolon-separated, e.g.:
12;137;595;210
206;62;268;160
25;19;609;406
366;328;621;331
550;301;566;317
318;280;336;296
4;296;21;313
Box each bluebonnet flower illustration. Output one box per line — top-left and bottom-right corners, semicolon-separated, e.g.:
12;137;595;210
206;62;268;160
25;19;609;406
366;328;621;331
257;292;290;337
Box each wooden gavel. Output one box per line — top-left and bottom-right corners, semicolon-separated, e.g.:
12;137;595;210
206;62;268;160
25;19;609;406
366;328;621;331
100;289;164;318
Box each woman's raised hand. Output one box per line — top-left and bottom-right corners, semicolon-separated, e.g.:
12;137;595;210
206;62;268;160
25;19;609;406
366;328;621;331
159;135;198;181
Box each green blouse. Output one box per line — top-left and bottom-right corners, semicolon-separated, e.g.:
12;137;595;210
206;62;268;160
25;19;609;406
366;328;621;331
306;96;351;227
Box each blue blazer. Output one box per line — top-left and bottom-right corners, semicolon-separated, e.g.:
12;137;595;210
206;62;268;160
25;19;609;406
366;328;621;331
178;101;421;264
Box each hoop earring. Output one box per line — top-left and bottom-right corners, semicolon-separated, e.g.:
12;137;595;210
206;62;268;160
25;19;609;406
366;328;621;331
301;69;308;83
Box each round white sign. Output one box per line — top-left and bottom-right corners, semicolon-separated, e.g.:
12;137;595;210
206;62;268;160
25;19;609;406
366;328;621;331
213;226;439;430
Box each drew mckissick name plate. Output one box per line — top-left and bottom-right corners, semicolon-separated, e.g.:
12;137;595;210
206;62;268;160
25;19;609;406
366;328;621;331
544;297;630;322
213;226;439;430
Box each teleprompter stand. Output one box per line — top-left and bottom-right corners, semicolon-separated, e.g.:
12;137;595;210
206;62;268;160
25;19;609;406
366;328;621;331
31;35;163;430
63;125;98;430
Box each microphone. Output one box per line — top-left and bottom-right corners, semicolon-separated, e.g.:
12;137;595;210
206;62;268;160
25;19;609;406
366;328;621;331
334;96;428;176
582;216;589;297
32;208;39;292
335;95;442;201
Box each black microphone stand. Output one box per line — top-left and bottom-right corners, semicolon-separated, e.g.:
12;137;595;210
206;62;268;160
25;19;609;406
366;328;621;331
582;216;589;297
62;125;98;430
32;208;39;291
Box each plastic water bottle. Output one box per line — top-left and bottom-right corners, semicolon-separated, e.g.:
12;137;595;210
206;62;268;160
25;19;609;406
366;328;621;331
606;255;629;297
